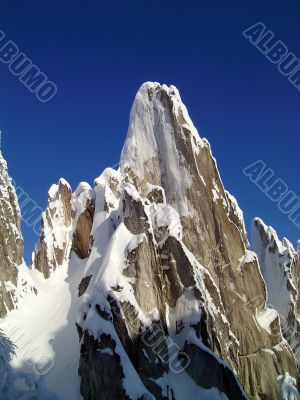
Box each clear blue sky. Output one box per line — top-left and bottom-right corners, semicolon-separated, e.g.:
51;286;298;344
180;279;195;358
0;0;299;262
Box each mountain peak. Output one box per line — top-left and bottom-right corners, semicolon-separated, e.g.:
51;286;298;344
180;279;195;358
120;81;205;170
120;82;205;217
1;84;300;400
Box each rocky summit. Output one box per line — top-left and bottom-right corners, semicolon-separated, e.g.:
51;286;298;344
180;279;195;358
0;82;299;400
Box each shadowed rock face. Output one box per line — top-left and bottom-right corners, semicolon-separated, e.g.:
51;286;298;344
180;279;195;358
79;332;130;400
32;179;73;279
0;154;24;318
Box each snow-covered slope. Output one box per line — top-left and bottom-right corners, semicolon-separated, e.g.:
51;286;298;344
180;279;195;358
0;82;299;400
0;255;84;399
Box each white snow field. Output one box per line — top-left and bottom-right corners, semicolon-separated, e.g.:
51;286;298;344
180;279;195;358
0;255;85;400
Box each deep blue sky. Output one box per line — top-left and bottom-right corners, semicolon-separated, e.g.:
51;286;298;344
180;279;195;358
0;0;299;262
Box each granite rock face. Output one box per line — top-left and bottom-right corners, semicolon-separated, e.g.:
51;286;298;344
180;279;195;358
0;154;24;318
72;182;95;260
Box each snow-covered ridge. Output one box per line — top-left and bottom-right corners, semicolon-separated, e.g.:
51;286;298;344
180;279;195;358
252;217;300;366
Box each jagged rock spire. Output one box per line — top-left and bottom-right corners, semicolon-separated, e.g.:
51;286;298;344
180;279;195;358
0;153;24;317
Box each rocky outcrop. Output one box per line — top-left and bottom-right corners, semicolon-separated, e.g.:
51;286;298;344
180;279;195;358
73;182;95;259
76;83;298;400
0;153;24;317
252;217;300;365
79;331;131;400
32;179;97;277
32;178;73;278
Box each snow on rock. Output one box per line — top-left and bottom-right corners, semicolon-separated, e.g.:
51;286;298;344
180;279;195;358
127;233;147;254
74;182;92;198
252;218;299;323
277;372;300;400
212;179;226;206
148;202;183;244
252;217;300;364
237;250;258;272
256;308;279;334
73;184;95;221
94;167;121;189
225;190;248;242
